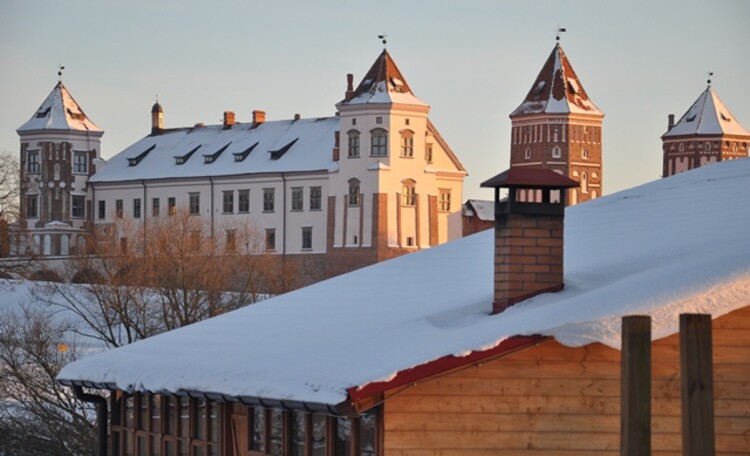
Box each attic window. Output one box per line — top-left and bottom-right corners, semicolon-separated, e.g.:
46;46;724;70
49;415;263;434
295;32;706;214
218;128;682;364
67;108;85;121
720;113;731;122
36;107;51;118
390;77;405;93
686;115;696;122
233;142;259;162
203;142;232;164
269;138;299;160
174;145;202;165
128;144;156;167
567;81;578;95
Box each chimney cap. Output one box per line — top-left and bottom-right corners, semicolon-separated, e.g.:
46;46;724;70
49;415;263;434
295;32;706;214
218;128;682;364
481;168;579;190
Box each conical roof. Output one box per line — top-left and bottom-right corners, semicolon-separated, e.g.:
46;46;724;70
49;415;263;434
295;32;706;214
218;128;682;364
663;87;750;138
339;50;428;107
511;43;602;117
17;81;102;133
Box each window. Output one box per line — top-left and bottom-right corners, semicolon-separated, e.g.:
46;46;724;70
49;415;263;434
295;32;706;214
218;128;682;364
552;146;561;158
26;195;38;218
223;191;234;213
302;227;312;250
265;229;276;251
582;149;590;159
553;127;559;142
705;142;711;151
238;190;250;213
168;197;176;216
73;151;88;174
70;196;85;218
152;198;160;217
425;143;433;163
291;187;303;211
309;186;322;211
347;130;360;158
225;230;236;253
27;151;40;174
348;179;360;206
376;116;383;124
524;148;531;160
263;188;275;212
439;189;451;212
679;143;685;152
400;130;414;157
116;199;123;218
133;198;141;219
53;163;60;181
98;200;106;220
370;129;388;156
189;193;200;215
402;180;416;206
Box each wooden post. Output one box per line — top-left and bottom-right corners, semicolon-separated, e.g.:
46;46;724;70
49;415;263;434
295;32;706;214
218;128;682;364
621;315;651;456
680;314;715;456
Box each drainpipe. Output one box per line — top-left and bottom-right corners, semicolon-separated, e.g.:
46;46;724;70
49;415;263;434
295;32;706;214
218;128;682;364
209;176;215;244
72;385;107;456
142;180;147;247
281;173;287;255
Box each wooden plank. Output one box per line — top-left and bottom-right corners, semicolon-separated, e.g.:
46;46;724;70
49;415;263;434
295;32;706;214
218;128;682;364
680;314;716;456
384;412;621;433
713;308;750;329
621;315;651;456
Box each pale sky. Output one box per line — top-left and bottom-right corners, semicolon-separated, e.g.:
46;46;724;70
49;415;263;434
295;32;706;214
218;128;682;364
1;0;748;201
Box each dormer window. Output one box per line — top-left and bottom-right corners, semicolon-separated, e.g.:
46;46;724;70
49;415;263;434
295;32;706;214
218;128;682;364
128;145;156;167
233;142;259;162
269;138;298;160
175;145;202;165
203;142;232;164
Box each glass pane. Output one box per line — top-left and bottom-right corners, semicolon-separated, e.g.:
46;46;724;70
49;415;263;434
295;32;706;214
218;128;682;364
112;394;123;426
151;396;162;432
167;397;177;435
194;446;204;456
179;439;189;456
164;440;175;456
290;411;306;456
208;443;220;456
112;431;121;456
359;412;377;456
311;414;327;456
195;400;207;440
251;407;265;451
179;398;190;438
124;431;134;456
151;436;161;456
334;418;352;456
139;396;149;430
208;402;220;443
137;435;146;456
125;396;135;428
269;409;283;455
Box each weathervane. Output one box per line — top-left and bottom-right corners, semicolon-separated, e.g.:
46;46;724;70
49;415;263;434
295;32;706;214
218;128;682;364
57;64;65;81
707;71;714;87
378;34;388;49
556;26;567;42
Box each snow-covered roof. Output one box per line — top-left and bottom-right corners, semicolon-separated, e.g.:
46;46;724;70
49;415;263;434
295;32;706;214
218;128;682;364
90;117;338;182
511;43;602;117
17;82;102;133
663;87;750;138
462;199;494;221
338;50;428;108
58;159;750;407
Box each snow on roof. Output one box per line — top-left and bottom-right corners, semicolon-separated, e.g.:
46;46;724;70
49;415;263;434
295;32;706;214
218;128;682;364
339;50;428;108
462;199;494;221
17;82;102;133
663;87;750;138
511;43;603;117
58;159;750;406
90;117;338;182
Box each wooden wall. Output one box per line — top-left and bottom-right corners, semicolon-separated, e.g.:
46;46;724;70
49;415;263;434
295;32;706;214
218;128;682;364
382;305;750;455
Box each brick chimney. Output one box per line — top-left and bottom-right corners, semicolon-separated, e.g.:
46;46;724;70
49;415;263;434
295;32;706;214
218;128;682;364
252;110;266;127
223;111;235;129
332;130;340;161
481;168;579;314
668;114;675;131
345;73;354;101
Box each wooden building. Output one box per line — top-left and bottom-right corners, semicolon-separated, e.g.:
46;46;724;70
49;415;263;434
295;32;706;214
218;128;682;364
58;159;750;455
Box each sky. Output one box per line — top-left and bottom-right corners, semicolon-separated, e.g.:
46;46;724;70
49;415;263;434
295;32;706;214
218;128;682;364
1;0;748;201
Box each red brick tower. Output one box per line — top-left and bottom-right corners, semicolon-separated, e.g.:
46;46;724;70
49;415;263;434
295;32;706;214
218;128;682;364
661;82;750;177
509;41;604;205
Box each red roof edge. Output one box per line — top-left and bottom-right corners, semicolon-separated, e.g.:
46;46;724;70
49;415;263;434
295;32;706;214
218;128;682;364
346;334;548;403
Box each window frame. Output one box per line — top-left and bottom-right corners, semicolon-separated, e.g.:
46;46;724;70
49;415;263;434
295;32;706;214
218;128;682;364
189;193;200;215
168;197;176;216
152;198;160;217
309;186;322;211
263;188;275;213
291;187;304;212
27;151;40;174
400;130;414;158
370;129;388;157
133;198;141;219
265;228;276;252
26;195;38;218
238;190;250;213
98;200;106;220
347;130;361;158
223;191;234;214
301;226;312;251
115;199;123;219
439;189;451;212
401;180;416;207
73;151;88;174
348;179;361;207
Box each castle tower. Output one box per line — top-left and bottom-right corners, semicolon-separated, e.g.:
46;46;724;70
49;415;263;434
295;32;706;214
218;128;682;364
16;81;103;256
509;42;604;205
661;84;750;177
329;49;466;274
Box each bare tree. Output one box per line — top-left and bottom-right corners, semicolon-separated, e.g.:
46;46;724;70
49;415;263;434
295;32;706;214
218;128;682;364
0;151;20;224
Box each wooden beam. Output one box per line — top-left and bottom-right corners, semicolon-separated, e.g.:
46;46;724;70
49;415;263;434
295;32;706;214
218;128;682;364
680;314;715;456
621;315;651;456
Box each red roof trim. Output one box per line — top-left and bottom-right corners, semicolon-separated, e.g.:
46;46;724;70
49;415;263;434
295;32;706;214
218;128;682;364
346;335;547;403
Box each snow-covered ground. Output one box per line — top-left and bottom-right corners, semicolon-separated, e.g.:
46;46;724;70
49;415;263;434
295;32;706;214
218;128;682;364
58;159;750;406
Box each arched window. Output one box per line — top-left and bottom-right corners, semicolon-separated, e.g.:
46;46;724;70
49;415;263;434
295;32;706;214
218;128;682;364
552;146;561;158
402;179;416;206
54;163;60;181
553;127;559;142
679;143;685;152
582;149;589;159
347;129;360;158
348;178;360;206
400;130;414;157
370;128;388;156
581;171;589;194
